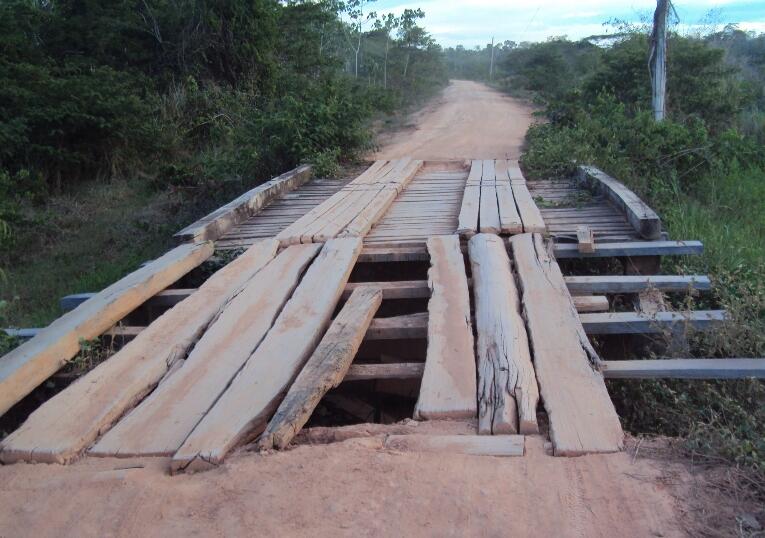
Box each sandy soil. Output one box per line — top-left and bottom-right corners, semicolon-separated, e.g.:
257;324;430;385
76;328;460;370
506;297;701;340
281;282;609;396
1;80;758;538
373;80;536;161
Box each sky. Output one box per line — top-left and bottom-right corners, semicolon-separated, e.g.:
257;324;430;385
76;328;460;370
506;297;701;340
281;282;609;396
371;0;765;47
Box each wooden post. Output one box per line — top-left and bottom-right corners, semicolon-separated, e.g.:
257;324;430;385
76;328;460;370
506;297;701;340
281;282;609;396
649;0;671;121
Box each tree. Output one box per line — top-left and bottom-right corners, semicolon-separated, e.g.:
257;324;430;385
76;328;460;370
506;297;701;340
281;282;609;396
648;0;676;121
342;0;376;78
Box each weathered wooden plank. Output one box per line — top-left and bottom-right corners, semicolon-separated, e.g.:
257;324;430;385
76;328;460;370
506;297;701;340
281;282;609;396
602;358;765;379
60;289;195;312
171;237;362;473
414;236;477;420
510;233;623;455
512;183;546;233
469;234;539;435
0;239;279;464
573;296;610;313
0;242;214;417
580;310;727;334
553;240;703;259
175;165;312;242
365;313;428;340
564;275;711;294
577;225;595;253
342;280;430;300
358;246;429;263
577;166;662;239
383;434;524;456
89;244;321;458
456;161;482;236
479;160;501;234
258;287;382;450
344;362;424;381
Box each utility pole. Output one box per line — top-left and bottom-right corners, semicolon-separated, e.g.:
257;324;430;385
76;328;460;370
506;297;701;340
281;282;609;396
489;36;495;81
649;0;671;121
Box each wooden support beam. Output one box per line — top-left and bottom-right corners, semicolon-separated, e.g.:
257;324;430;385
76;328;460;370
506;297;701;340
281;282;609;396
342;280;429;300
0;241;214;417
577;166;662;239
553;240;703;259
577;225;595;253
469;234;539;434
457;160;481;236
344;362;424;382
383;434;524;457
573;296;609;313
358;246;428;263
365;313;428;340
175;165;312;242
564;275;711;295
259;287;383;450
580;310;727;335
602;358;765;379
414;236;477;420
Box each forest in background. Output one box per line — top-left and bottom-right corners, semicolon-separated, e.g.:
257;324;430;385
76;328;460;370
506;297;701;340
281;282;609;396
447;24;765;473
0;0;447;327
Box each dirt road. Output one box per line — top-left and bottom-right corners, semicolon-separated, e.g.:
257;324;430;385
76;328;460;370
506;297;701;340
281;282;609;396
374;79;536;161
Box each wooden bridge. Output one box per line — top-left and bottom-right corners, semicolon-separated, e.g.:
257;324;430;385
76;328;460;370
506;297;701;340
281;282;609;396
0;158;761;472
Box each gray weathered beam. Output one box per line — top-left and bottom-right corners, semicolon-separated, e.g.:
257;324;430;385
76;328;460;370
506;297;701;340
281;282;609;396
564;275;711;294
580;310;727;334
553;240;703;259
344;362;425;381
602;358;765;379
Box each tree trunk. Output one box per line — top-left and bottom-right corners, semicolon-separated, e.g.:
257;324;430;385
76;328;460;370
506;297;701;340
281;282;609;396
649;0;670;121
384;36;389;89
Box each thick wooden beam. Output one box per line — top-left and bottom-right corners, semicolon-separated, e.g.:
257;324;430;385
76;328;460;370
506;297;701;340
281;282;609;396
577;225;595;253
0;241;214;417
414;236;477;420
259;287;383;450
0;239;279;464
457;160;481;236
577;166;662;239
602;358;765;379
175;165;312;242
383;434;524;456
580;310;727;335
344;362;424;381
365;313;428;340
553;240;703;259
564;275;711;294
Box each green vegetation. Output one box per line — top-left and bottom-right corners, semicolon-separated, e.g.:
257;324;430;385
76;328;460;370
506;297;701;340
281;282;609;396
449;26;765;472
0;0;447;326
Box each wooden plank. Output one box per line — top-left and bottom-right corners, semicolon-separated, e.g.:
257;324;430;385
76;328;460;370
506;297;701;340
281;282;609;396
479;160;501;234
414;236;477;420
358;246;429;263
553;240;703;259
365;313;428;340
512;183;546;233
577;166;661;239
469;234;539;435
580;310;727;334
602;358;765;379
383;434;524;456
0;242;214;417
456;161;481;236
258;287;383;450
577;225;595;253
564;275;711;294
573;296;610;313
344;362;424;381
174;165;312;242
510;233;623;455
0;239;279;464
60;289;196;312
171;237;362;473
342;280;430;300
89;244;321;458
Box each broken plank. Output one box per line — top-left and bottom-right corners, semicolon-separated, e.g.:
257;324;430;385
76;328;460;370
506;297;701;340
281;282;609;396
0;241;214;417
510;233;623;455
601;358;765;379
469;234;539;435
175;165;312;242
383;434;524;456
457;161;481;236
344;362;424;382
414;235;477;421
577;166;661;239
580;310;727;335
0;239;278;464
89;244;321;458
479;160;501;234
553;240;703;259
259;287;383;450
171;237;362;473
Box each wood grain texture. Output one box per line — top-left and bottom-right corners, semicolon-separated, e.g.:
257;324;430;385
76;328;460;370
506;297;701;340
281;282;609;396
510;233;623;455
602;358;765;379
171;237;362;473
344;362;424;381
553;240;703;259
413;235;477;420
383;434;524;456
89;244;321;458
456;161;481;236
0;239;279;464
478;160;501;234
0;241;214;417
259;287;383;450
469;234;539;435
